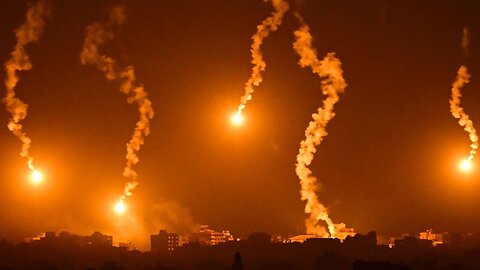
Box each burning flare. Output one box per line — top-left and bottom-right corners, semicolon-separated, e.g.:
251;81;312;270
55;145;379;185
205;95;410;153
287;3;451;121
30;169;43;184
459;159;473;172
114;199;127;215
231;112;244;126
233;0;289;120
2;0;49;176
80;5;154;208
450;66;478;163
293;13;347;238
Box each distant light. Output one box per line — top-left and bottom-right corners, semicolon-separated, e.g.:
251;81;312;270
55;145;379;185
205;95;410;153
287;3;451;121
459;159;473;172
231;113;244;126
114;200;126;215
30;170;43;185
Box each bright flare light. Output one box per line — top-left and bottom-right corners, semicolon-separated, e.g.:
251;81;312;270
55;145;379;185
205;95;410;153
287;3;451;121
30;170;43;185
231;113;244;126
459;159;473;172
114;200;126;215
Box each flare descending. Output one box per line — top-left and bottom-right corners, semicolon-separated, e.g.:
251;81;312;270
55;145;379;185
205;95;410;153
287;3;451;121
233;0;289;121
80;5;154;210
293;14;347;238
450;66;478;162
2;0;49;178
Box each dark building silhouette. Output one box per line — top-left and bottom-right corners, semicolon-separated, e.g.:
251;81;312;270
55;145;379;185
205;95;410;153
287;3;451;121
90;231;113;247
31;231;113;248
344;231;377;250
232;252;244;270
151;230;179;253
247;232;271;245
394;235;432;250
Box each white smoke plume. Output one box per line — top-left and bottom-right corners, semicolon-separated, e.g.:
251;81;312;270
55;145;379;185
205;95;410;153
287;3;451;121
450;66;478;160
80;5;154;203
3;0;49;172
293;13;347;238
234;0;289;117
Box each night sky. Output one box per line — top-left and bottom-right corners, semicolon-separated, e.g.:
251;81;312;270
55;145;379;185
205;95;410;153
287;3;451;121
1;0;480;248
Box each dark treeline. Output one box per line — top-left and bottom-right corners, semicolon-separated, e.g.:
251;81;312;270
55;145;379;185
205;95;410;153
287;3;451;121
1;232;480;270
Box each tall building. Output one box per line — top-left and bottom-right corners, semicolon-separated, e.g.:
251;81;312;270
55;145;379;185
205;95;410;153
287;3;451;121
151;230;179;252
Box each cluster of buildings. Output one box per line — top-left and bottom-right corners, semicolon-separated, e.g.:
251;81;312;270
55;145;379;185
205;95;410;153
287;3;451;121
25;227;480;253
151;225;236;253
418;228;445;246
375;229;480;249
27;231;113;247
150;225;358;252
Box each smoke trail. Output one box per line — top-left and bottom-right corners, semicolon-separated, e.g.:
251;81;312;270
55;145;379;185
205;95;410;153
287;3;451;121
462;27;470;56
293;14;347;238
450;66;478;160
80;5;154;203
234;0;289;117
3;0;49;172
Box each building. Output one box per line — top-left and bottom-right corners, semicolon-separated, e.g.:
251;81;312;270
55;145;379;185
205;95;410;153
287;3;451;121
419;229;444;246
89;231;113;247
189;225;235;246
288;234;317;243
26;231;113;248
336;226;357;241
118;242;137;251
288;226;356;243
394;235;433;249
178;235;189;247
151;230;179;252
211;230;234;245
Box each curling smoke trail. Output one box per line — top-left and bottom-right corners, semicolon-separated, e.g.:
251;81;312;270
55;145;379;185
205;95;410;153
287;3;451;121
234;0;289;118
450;66;478;161
3;0;49;172
80;5;154;205
293;14;347;238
